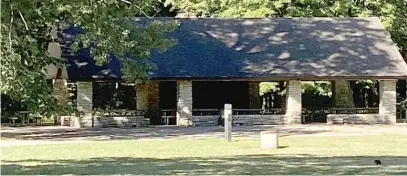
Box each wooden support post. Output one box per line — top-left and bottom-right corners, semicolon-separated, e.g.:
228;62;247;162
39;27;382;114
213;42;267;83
224;104;232;142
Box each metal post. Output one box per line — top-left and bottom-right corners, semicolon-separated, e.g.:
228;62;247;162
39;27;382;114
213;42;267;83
224;104;232;142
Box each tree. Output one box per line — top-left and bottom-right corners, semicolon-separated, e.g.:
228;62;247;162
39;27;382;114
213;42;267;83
1;0;178;115
166;0;407;107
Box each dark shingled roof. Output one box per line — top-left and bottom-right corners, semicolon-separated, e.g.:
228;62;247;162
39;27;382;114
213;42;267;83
64;17;407;80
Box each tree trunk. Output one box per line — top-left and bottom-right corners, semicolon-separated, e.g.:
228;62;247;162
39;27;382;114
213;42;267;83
279;81;286;108
333;80;355;108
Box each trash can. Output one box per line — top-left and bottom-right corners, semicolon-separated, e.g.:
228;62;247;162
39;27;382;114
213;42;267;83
260;131;279;149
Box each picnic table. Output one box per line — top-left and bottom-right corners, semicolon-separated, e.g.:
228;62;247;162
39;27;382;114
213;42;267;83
13;111;42;126
17;111;31;125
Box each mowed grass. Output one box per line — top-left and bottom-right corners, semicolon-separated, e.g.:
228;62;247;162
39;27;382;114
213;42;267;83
1;134;407;175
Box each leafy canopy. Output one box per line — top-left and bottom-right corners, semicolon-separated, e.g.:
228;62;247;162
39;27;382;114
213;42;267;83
1;0;178;114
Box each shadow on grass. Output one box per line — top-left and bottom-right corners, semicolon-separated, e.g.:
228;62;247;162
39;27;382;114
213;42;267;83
2;155;407;175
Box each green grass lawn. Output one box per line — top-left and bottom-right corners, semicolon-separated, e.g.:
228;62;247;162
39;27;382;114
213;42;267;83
2;135;407;175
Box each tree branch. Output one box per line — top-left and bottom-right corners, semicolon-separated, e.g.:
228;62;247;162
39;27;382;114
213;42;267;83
18;10;29;31
152;7;162;17
119;0;155;19
9;6;14;51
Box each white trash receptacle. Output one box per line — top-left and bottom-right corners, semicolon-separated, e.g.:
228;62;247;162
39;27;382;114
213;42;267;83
260;131;279;149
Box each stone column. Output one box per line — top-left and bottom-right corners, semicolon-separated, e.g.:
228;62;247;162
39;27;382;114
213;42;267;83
136;84;148;111
77;81;93;127
147;81;160;124
379;79;397;124
177;80;193;126
136;81;160;124
248;81;261;109
53;79;68;104
285;80;302;124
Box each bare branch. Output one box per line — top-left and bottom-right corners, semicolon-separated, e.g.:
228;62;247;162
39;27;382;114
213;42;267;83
152;7;162;18
134;4;155;19
119;0;154;19
120;0;131;4
18;10;29;31
9;6;14;51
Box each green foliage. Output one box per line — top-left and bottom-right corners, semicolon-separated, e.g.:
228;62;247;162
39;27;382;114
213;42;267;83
259;82;286;95
301;81;332;97
260;81;332;97
260;82;279;95
399;99;407;110
1;0;178;115
355;80;377;89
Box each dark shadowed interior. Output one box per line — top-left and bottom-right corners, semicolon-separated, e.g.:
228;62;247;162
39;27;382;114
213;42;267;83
192;81;250;109
159;81;250;110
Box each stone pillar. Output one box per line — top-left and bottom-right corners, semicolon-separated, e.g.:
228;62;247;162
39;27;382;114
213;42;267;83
177;80;193;126
136;81;160;125
53;79;68;104
136;84;148;111
77;81;93;127
248;81;261;109
379;79;397;124
333;80;355;108
148;81;160;125
285;80;302;124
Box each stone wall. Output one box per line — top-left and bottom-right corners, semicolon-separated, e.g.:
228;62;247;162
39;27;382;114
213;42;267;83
77;82;93;113
136;84;148;111
285;80;302;124
192;115;218;126
177;80;193;126
146;81;160;124
379;80;397;124
147;81;160;113
234;115;285;125
62;116;149;128
53;79;68;104
61;116;93;128
248;81;261;109
135;81;160;125
327;114;392;124
77;82;93;127
94;116;149;127
192;115;285;126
